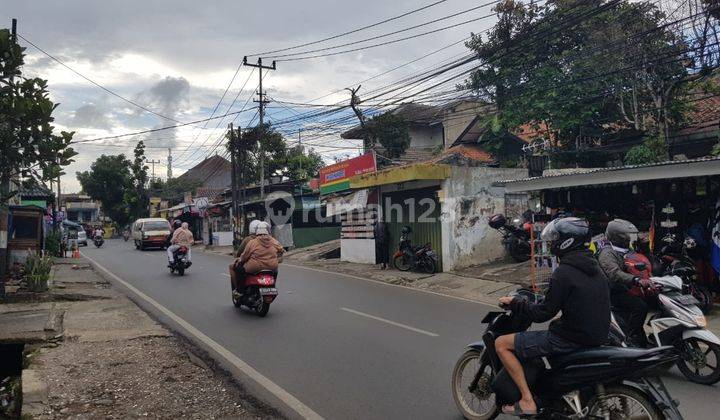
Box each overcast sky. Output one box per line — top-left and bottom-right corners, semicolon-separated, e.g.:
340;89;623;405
3;0;494;192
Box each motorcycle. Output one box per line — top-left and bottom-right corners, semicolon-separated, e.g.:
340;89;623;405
656;235;714;314
451;289;683;420
169;246;191;276
93;235;104;248
231;270;278;317
612;275;720;385
488;214;531;263
393;231;437;274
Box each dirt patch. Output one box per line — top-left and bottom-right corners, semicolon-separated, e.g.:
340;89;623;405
32;336;278;419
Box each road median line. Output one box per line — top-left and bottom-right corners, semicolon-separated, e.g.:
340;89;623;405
340;307;439;337
82;251;323;420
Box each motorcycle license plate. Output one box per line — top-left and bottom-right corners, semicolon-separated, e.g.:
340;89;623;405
674;294;699;306
259;287;278;295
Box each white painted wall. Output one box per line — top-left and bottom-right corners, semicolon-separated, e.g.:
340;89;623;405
212;231;234;246
341;238;376;264
440;166;528;271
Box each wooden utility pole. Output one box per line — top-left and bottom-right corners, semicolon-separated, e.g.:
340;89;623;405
167;148;173;180
346;85;370;148
229;123;239;242
0;18;18;296
243;57;276;198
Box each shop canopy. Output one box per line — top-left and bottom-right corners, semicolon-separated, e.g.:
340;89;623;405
496;156;720;193
348;163;451;189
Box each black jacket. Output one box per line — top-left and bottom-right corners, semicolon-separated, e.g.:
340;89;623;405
511;250;611;346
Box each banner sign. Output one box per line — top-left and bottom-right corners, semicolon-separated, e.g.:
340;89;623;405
319;153;376;194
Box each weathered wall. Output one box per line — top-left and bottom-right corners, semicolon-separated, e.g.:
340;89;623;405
439;166;528;271
409;125;443;149
341;238;376;264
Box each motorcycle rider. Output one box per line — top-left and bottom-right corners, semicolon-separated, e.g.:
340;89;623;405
167;222;194;267
495;217;610;416
93;226;104;241
236;222;284;296
230;219;262;294
597;219;649;346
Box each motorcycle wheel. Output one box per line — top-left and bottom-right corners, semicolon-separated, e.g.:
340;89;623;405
231;290;242;308
692;285;714;314
255;302;270;317
394;255;412;271
677;338;720;385
420;257;436;274
177;267;185;276
451;349;499;420
587;384;660;420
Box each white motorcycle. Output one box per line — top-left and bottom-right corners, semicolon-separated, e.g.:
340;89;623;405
612;275;720;385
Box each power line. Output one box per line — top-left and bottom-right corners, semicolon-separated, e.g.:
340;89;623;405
246;0;450;57
17;33;182;123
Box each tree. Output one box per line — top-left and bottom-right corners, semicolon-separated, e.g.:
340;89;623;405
0;28;76;202
77;154;133;227
125;141;149;220
149;177;202;204
284;145;325;180
624;136;670;164
464;0;694;161
365;112;411;159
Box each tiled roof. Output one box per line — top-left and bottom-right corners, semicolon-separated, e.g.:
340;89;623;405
433;144;495;165
177;155;232;189
19;184;54;199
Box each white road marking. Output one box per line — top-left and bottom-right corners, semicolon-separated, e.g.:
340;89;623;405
340;307;439;337
283;263;492;307
81;252;323;420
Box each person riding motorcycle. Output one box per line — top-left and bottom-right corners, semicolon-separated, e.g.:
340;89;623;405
93;227;104;241
229;220;262;294
495;217;610;416
167;222;193;267
235;222;284;296
597;219;649;346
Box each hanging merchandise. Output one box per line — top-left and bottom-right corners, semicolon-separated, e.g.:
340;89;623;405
660;203;678;228
711;197;720;275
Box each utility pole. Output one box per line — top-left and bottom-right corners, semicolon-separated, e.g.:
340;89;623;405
298;129;303;200
0;18;18;296
243;56;276;198
167;148;173;180
146;158;161;182
346;85;370;150
229;123;239;242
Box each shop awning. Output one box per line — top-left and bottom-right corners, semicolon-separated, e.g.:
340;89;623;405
496;156;720;193
348;163;451;189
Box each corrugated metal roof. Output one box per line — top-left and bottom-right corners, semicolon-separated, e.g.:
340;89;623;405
498;156;720;185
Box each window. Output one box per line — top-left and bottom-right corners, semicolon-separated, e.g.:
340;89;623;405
11;215;39;239
142;221;169;231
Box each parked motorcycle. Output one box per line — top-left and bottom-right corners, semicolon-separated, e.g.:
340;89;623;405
657;234;714;314
451;289;683;420
393;227;437;274
488;214;531;263
231;270;278;317
169;246;191;276
611;275;720;385
93;235;104;248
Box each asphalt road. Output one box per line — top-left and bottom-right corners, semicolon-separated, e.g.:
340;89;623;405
82;239;718;419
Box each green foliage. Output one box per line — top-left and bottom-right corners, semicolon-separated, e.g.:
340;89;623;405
464;0;691;158
44;230;62;257
124;141;150;220
624;136;669;165
77;154;133;227
227;123;326;183
0;28;76;204
149;177;203;204
24;252;52;292
365;112;411;159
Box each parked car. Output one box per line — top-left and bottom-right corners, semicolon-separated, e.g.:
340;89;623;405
77;230;88;247
131;218;171;250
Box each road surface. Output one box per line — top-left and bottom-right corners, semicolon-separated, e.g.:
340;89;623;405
82;239;718;419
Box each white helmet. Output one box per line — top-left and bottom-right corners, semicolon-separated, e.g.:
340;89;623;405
255;221;271;235
248;219;261;235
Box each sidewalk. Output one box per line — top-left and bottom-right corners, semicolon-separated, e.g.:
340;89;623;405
0;257;278;419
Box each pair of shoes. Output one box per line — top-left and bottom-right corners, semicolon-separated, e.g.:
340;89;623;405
502;402;537;417
167;263;173;268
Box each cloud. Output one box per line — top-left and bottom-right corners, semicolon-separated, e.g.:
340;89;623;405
72;104;113;129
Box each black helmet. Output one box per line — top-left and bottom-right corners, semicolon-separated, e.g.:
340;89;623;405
541;217;590;257
401;226;412;235
605;219;638;249
173;219;182;229
489;214;507;229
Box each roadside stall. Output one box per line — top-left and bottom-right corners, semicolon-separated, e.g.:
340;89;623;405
498;157;720;300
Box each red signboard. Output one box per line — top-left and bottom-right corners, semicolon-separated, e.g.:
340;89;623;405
319;153;376;194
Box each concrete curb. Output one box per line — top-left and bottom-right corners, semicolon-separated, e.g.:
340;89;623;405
21;369;48;417
82;252;322;420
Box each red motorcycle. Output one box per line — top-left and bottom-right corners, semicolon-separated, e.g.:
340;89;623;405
231;270;278;317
